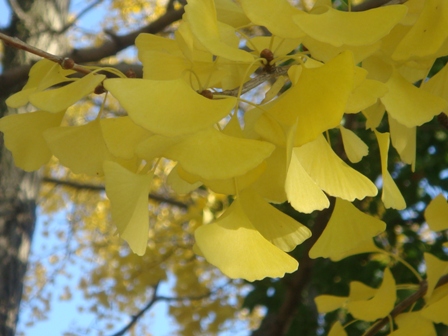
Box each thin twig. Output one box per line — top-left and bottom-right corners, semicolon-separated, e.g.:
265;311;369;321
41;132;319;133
58;0;105;34
42;177;190;209
220;66;291;97
0;31;91;75
109;281;226;336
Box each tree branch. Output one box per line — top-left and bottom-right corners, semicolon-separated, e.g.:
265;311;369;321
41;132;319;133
109;281;222;336
57;0;105;34
0;6;185;97
109;282;161;336
42;177;190;209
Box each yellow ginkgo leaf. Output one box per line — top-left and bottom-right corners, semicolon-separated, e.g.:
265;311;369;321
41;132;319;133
424;253;448;299
176;161;266;195
0;110;64;171
136;134;183;162
424;194;448;232
347;268;396;321
388;115;416;171
392;0;448;60
345;78;388;114
184;0;253;62
381;70;447;128
29;72;106;113
239;189;311;252
6;59;75;108
104;78;236;136
389;312;436;336
104;161;153;256
294;5;407;47
251;147;288;204
339;126;369;163
309;198;386;259
215;0;250;28
375;130;406;210
270;51;355;146
164;127;275;180
261;76;288;104
295;135;378;202
303;36;380;64
254;112;287;147
167;165;202;195
421;61;448;107
194;199;298;281
421;292;448;325
43;118;113;176
328;321;348;336
349;281;378;301
314;295;347;313
239;0;305;39
286;147;329;213
363;100;385;130
330;239;384;262
100;116;152;159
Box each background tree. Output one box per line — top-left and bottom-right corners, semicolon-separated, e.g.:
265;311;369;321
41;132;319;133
1;0;448;335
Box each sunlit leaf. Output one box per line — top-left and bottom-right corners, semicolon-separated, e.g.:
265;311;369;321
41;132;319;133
29;72;105;113
339;126;369;163
44;118;113;176
294;5;407;47
195;199;298;281
309;198;386;259
185;0;254;62
389;312;436;336
314;295;347;313
104;78;236;136
0;110;64;171
295;135;377;202
6;59;75;108
381;70;447;128
163;127;275;180
239;189;311;252
347;268;396;321
375;130;406;210
424;194;448;231
100;116;152;159
286;146;329;213
239;0;305;39
392;0;448;60
424;253;448;299
104;161;153;256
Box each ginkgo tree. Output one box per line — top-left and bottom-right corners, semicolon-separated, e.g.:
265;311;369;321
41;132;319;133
1;0;448;335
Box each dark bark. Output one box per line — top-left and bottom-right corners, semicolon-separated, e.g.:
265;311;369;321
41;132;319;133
0;1;70;335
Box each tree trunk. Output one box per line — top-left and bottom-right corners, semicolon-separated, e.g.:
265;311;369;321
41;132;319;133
0;1;70;335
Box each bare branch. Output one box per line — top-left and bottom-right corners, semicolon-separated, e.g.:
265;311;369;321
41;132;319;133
109;282;220;336
42;177;190;209
109;282;161;336
0;6;185;97
58;0;105;34
0;32;92;75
